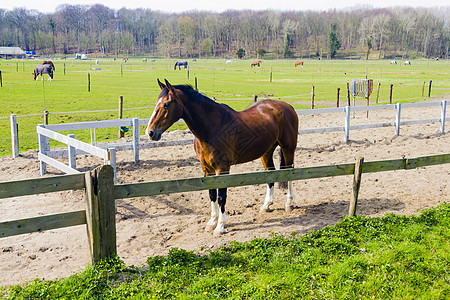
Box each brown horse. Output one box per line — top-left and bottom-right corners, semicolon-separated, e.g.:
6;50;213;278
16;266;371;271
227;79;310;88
146;79;299;235
251;61;260;67
295;61;303;67
42;60;55;70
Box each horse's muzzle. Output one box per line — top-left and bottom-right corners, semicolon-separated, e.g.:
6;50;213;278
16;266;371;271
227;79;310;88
148;130;161;141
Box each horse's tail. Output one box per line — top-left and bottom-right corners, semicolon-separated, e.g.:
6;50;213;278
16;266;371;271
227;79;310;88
278;148;288;190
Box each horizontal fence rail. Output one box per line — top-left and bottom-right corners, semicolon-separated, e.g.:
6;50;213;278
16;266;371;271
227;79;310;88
114;153;450;199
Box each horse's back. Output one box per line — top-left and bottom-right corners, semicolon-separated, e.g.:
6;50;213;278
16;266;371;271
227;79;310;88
242;100;298;126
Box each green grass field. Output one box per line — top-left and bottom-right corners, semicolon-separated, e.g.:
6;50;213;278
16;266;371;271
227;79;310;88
3;203;449;299
1;58;449;156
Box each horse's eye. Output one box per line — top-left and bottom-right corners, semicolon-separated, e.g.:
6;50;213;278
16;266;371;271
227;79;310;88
163;102;170;109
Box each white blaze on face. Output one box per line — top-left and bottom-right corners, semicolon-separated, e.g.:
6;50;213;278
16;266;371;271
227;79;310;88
145;97;163;136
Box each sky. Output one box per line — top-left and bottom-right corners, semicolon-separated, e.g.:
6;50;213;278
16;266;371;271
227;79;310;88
1;0;447;14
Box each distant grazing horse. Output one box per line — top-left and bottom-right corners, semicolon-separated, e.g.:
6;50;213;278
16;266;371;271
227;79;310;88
33;64;53;81
295;61;303;67
174;61;188;70
390;60;397;64
405;61;411;65
146;79;299;235
251;61;260;67
42;60;55;70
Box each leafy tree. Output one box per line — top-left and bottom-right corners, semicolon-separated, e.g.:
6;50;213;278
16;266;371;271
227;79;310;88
200;38;213;57
327;23;341;59
257;48;267;59
236;48;245;59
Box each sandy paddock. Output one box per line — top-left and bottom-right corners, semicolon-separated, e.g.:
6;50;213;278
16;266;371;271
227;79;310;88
0;104;449;286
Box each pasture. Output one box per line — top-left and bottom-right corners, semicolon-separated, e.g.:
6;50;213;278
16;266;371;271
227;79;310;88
0;58;449;156
0;57;449;292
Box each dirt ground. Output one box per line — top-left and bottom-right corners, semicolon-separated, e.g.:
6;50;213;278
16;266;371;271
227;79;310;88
0;104;449;286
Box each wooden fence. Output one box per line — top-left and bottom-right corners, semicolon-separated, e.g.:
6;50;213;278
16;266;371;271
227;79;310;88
1;153;449;263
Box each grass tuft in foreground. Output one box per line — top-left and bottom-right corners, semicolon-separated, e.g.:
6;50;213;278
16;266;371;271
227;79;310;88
3;203;449;299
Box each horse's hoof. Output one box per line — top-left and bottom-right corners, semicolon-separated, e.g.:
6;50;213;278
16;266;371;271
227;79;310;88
259;206;270;213
213;229;225;237
205;224;216;232
285;205;294;213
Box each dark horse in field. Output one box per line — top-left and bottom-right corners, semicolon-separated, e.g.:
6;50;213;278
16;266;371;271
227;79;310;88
146;79;299;235
33;64;53;81
174;61;188;70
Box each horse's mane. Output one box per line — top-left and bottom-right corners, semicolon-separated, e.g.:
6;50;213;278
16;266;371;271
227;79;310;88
163;84;223;109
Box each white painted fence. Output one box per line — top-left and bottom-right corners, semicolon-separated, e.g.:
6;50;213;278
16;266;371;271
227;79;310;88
7;100;448;180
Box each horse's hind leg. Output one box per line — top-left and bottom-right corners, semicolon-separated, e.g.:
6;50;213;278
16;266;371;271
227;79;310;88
260;144;277;213
280;147;295;213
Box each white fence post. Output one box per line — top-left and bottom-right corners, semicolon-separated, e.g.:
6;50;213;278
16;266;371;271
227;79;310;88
68;134;76;170
344;106;350;142
441;100;447;133
10;114;19;158
37;124;48;175
107;148;117;184
132;118;139;162
395;103;401;136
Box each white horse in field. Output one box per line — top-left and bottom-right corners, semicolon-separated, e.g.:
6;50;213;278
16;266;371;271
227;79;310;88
390;60;397;64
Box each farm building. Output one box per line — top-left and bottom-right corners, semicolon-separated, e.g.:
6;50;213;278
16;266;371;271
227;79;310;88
0;47;26;58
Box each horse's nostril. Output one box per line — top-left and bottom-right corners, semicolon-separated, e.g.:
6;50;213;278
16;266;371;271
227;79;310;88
148;130;154;138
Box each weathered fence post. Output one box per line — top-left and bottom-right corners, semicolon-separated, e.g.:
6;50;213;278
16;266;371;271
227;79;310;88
44;110;49;125
346;82;351;106
349;157;364;216
0;70;3;87
270;66;273;82
84;165;116;264
311;85;315;109
88;73;91;92
118;96;124;138
195;77;198;91
376;82;381;104
10;114;19;158
254;95;258;102
428;80;432;97
336;88;340;107
389;84;393;104
422;81;425;97
64;63;66;76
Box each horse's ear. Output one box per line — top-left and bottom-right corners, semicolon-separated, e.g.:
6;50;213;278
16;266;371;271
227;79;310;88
164;79;175;94
157;79;166;90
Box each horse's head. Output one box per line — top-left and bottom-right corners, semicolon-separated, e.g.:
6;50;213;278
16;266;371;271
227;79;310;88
145;79;184;141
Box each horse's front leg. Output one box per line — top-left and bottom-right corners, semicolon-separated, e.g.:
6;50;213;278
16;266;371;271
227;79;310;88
205;189;219;232
214;188;227;236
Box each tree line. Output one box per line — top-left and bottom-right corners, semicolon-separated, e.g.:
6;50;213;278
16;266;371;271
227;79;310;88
0;4;449;59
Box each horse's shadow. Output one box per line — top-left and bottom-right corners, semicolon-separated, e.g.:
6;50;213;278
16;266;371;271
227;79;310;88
116;194;196;221
116;157;200;173
226;197;405;233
